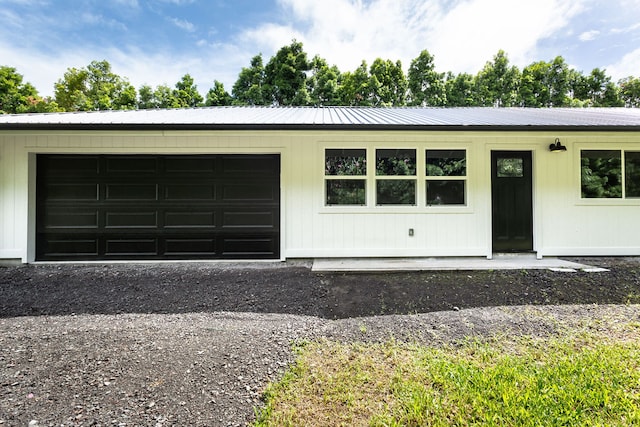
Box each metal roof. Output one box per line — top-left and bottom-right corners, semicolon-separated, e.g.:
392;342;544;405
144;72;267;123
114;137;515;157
1;107;640;130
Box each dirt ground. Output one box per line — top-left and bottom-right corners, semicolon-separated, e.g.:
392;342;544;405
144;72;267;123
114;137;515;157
1;257;640;426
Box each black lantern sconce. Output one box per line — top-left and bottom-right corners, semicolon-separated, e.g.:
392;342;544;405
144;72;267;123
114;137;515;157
549;138;567;152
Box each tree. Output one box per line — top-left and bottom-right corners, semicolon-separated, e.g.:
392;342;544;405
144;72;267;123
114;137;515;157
54;60;136;111
153;84;181;109
137;84;157;109
444;72;476;106
407;50;445;106
337;61;371;106
232;54;267;105
0;66;57;113
619;76;640;107
263;40;311;106
571;68;623;107
306;55;341;106
369;58;407;106
205;80;232;106
475;50;520;107
173;74;203;108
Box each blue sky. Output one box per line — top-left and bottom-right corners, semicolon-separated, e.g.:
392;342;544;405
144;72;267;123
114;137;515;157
1;0;639;97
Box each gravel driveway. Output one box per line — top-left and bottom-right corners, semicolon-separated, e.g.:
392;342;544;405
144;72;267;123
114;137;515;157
1;258;640;426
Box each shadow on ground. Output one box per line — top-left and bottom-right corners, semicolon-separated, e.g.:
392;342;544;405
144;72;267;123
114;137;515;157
1;258;640;319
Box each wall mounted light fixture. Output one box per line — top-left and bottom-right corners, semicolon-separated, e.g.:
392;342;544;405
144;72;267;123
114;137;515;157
549;138;567;152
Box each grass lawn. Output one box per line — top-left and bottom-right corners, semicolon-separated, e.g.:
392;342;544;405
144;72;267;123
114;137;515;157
254;316;640;426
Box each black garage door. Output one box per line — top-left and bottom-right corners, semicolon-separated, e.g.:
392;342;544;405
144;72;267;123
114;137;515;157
36;154;280;261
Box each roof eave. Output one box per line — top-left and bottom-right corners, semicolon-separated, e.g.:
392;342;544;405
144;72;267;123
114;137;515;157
2;123;640;132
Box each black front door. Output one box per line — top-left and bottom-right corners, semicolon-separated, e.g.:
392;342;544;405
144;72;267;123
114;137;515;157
491;151;533;252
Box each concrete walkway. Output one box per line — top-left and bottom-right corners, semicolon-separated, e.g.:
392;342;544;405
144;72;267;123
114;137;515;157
312;254;608;272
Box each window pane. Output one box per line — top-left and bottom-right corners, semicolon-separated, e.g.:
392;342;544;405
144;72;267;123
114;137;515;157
426;180;465;205
625;152;640;198
376;180;416;205
325;149;366;176
426;150;466;176
326;180;366;205
376;149;416;176
581;150;622;198
497;158;523;177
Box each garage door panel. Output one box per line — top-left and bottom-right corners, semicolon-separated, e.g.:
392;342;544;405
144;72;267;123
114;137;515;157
105;239;158;255
164;211;217;228
46;184;99;201
106;156;158;173
40;237;99;257
222;210;277;228
105;211;158;228
221;235;279;257
164;238;217;256
106;184;158;200
222;183;278;201
40;156;100;176
164;184;216;200
43;210;99;229
37;154;280;260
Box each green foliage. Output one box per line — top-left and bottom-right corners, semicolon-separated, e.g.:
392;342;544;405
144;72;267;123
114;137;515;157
254;330;640;427
369;58;407;106
54;60;136;111
325;153;366;176
307;55;341;106
326;180;366;205
426;151;466;176
263;40;311;106
232;54;267;105
376;180;415;205
173;73;203;107
620;76;640;107
581;151;622;198
376;150;416;176
407;50;445;106
625;152;640;197
205;80;232;106
6;41;640;113
475;50;520;107
337;61;372;106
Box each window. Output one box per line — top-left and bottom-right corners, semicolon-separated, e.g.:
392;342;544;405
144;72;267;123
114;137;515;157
625;152;640;198
324;149;366;205
581;150;622;198
426;150;466;205
376;149;416;205
324;147;469;208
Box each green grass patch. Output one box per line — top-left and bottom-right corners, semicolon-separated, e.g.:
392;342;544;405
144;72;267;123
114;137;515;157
254;329;640;426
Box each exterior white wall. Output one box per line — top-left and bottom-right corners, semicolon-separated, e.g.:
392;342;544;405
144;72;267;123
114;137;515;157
1;129;639;262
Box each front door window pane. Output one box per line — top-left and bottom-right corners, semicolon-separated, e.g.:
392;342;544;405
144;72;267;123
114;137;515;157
497;158;523;177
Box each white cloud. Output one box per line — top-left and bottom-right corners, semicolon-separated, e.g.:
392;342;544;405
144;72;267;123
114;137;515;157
606;47;640;80
240;0;587;76
169;17;196;32
579;30;600;41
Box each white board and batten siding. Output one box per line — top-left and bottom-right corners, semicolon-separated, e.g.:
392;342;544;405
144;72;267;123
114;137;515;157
2;128;640;262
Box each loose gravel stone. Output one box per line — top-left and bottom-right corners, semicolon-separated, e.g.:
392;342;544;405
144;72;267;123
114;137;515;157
1;258;639;425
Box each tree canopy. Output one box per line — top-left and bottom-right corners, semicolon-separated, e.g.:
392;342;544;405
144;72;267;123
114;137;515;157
1;42;638;114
